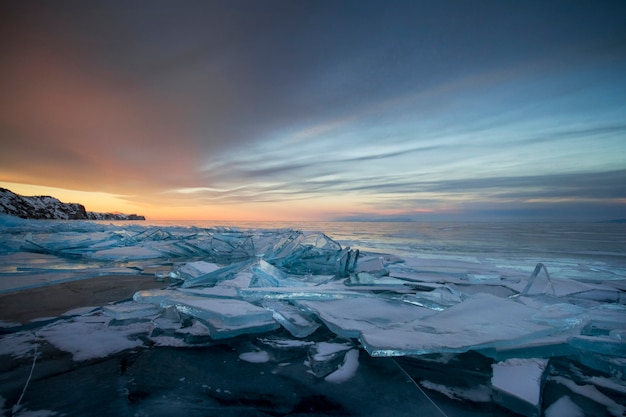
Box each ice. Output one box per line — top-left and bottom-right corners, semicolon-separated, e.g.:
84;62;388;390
551;376;626;417
307;341;354;378
2;219;626;415
102;301;160;321
179;259;253;288
36;316;151;361
298;297;431;341
521;263;555;296
568;335;626;356
264;231;354;276
545;396;584;417
400;285;464;310
172;261;220;281
134;289;279;339
491;358;548;417
419;380;492;402
323;349;359;384
260;299;320;337
305;293;557;357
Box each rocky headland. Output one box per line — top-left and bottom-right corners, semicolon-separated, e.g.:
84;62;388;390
0;188;145;220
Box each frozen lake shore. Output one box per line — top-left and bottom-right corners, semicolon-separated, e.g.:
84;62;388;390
1;216;625;416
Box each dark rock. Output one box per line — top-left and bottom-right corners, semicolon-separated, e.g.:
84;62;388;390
0;188;145;220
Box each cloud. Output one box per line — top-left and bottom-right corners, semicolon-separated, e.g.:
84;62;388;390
1;1;625;220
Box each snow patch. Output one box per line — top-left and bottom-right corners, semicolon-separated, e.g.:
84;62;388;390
324;349;359;384
239;351;271;363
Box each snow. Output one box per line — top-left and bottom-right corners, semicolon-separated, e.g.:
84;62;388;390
239;351;271;363
491;358;548;406
324;349;359;384
551;376;626;417
545;396;584;417
0;332;37;359
36;317;150;361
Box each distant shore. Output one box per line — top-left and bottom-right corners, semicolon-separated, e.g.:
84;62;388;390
0;187;145;221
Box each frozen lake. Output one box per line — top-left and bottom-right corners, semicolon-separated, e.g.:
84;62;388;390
1;216;625;416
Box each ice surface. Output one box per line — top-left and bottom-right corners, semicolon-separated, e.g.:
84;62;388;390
1;219;625;415
36;315;151;361
545;396;584;417
323;349;359;384
260;299;320;337
551;376;626;417
134;289;279;339
491;358;548;417
307;341;355;378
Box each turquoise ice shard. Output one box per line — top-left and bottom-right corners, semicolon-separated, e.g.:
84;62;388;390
400;286;464;311
297;296;432;342
263;231;353;276
509;263;556;297
180;259;254;288
302;293;556;357
102;301;160;322
307;340;354;378
260;299;320;338
172;261;220;282
491;358;549;417
133;289;279;339
250;259;289;287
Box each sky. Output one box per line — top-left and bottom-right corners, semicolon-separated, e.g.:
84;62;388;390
1;1;625;221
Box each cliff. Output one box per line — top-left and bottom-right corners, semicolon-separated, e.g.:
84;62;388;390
0;188;145;220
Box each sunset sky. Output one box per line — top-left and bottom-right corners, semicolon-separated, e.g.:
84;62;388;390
1;1;625;221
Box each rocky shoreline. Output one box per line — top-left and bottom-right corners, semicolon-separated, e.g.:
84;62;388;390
0;188;145;220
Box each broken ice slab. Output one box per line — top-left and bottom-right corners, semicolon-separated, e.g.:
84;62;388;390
255;336;315;362
396;350;494;404
545;396;585;417
567;335;626;357
581;304;626;336
521;263;555;296
550;375;626;417
306;340;354;378
304;293;559;357
180;259;254;288
134;289;279;339
263;231;354;276
172;261;220;281
388;267;470;285
90;244;166;261
248;259;335;288
344;272;412;288
237;284;368;302
207;232;255;259
491;358;549;417
400;286;464;311
297;297;433;341
102;301;161;321
354;256;388;277
260;299;320;338
529;302;586;329
505;263;626;302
